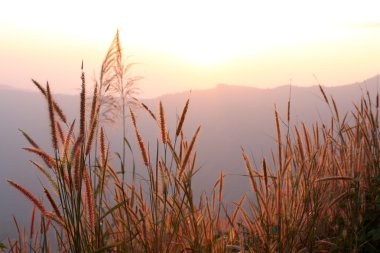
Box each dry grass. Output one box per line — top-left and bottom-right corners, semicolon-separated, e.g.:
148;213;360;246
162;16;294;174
3;31;380;253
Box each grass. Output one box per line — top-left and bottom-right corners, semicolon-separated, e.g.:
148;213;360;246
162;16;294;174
2;31;380;252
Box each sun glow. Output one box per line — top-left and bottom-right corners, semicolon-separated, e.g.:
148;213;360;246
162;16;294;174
119;0;380;68
2;0;380;96
2;0;379;65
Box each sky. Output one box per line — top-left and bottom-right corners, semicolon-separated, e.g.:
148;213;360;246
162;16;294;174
1;0;380;98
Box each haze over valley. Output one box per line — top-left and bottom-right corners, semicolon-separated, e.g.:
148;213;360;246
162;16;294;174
1;76;378;238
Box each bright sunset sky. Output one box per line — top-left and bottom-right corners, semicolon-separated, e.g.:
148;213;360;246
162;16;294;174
1;0;380;98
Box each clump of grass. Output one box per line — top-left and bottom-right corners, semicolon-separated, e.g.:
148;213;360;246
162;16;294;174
238;85;380;252
5;31;228;253
5;31;380;253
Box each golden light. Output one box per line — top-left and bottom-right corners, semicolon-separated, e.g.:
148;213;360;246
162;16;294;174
2;0;380;96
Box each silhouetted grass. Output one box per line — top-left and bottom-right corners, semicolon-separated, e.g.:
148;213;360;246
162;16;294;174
3;31;380;252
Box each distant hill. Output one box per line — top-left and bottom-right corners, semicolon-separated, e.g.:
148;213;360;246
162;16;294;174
0;76;378;238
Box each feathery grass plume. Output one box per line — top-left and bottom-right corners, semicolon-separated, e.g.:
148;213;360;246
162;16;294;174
100;33;117;88
262;159;269;196
129;107;137;129
319;85;329;105
129;105;150;166
31;79;67;123
134;127;149;167
85;83;99;155
71;134;83;187
217;172;224;231
274;106;282;169
182;126;201;168
331;96;340;122
84;169;95;232
141;102;156;120
43;188;62;220
46;83;58;150
71;132;83;157
80;61;86;139
56;121;65;145
23;147;56;169
89;82;99;125
85;117;98;155
313;74;329;105
74;146;81;191
158;160;168;196
19;129;39;149
53;101;67;124
98;30;141;122
159;101;167;144
100;127;107;165
7;180;46;214
31;78;46;95
97;32;123;123
176;99;189;137
62;120;76;160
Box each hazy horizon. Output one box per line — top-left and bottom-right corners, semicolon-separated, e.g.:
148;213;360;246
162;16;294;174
1;73;379;101
2;1;380;98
